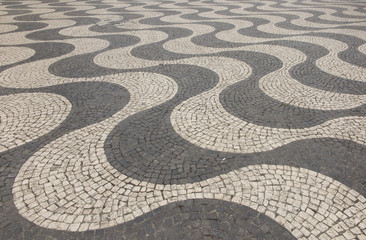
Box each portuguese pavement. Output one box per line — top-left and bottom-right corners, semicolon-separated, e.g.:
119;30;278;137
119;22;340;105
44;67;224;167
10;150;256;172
0;0;366;239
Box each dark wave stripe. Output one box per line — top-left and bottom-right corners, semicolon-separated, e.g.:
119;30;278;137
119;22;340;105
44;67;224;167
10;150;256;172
11;22;49;32
0;199;295;240
0;9;32;15
14;13;47;21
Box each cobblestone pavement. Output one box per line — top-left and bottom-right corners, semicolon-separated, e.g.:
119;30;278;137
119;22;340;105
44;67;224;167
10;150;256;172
1;0;366;239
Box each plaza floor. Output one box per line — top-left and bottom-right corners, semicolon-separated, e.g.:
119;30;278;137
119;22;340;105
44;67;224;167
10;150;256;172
0;0;366;239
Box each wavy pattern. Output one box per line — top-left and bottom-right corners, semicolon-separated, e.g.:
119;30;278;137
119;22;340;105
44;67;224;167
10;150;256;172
0;0;365;239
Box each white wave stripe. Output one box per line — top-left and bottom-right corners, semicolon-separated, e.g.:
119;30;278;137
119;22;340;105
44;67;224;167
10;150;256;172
0;93;71;153
0;24;18;34
0;47;35;66
359;44;366;55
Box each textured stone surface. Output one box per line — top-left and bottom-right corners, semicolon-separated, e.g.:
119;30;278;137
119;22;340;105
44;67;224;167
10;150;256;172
0;0;366;239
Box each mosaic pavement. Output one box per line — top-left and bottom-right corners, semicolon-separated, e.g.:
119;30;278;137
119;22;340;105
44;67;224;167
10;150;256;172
1;0;366;239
